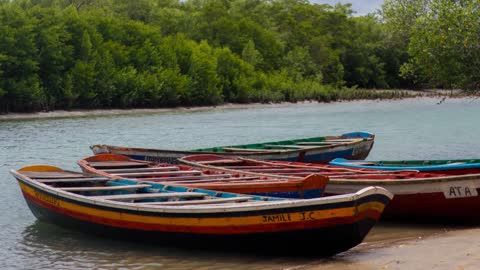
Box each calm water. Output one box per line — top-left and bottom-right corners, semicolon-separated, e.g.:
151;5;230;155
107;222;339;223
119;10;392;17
1;97;480;270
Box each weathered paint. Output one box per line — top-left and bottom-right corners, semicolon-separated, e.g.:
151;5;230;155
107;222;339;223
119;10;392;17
78;154;329;199
181;155;480;223
90;131;375;164
330;158;480;175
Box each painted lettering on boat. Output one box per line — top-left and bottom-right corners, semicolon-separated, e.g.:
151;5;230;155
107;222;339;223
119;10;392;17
442;183;478;199
144;156;179;164
262;213;291;223
34;190;60;207
300;211;315;220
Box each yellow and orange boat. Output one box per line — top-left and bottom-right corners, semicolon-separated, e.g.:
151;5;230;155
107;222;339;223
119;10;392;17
11;164;392;255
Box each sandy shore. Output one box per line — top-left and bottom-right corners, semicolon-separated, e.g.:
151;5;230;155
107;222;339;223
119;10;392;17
300;225;480;270
0;103;273;120
0;91;466;121
0;101;357;120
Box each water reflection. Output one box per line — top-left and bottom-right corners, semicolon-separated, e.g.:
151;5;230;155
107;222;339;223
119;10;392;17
17;221;324;270
15;219;473;270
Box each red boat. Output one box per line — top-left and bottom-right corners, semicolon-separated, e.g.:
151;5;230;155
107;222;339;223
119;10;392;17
180;154;480;223
77;154;328;199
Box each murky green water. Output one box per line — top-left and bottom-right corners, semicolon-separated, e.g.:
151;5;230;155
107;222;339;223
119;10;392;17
1;97;479;269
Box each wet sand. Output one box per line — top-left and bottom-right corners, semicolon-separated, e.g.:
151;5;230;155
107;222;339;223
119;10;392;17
304;223;480;270
0;103;269;120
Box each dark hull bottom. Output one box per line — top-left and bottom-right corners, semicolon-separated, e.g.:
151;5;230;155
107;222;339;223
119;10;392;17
381;194;480;224
26;199;376;257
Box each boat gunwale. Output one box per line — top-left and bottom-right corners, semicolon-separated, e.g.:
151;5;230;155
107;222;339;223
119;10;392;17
10;168;393;214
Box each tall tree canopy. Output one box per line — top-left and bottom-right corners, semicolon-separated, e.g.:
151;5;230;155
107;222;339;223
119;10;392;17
0;0;475;113
382;0;480;90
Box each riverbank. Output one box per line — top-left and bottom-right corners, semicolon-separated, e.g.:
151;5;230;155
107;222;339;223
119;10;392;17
307;225;480;270
0;90;469;121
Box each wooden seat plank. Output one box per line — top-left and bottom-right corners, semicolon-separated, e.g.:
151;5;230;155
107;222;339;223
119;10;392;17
38;177;111;183
111;170;203;177
296;142;338;145
197;159;244;165
329;173;413;179
247;168;321;173
264;144;315;149
171;176;262;184
131;174;232;182
88;161;148;168
60;184;152;192
137;196;252;205
223;165;284;169
94;192;207;200
221;147;279;152
324;139;362;143
23;171;86;179
102;167;180;173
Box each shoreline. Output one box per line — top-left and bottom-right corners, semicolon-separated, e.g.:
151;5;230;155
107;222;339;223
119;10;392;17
0;91;468;121
0;102;290;120
302;225;480;270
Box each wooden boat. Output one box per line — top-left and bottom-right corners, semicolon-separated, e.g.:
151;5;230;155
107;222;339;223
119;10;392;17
329;158;480;175
180;154;480;222
10;165;393;256
90;131;375;164
77;153;329;199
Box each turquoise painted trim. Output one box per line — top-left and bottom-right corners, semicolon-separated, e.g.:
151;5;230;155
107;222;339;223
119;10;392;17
330;158;480;171
341;131;374;138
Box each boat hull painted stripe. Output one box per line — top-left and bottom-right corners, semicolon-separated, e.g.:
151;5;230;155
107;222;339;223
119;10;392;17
24;196;379;255
18;179;390;217
23;190;382;234
18;182;387;234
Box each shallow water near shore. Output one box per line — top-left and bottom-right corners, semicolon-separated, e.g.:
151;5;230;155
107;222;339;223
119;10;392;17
1;97;480;269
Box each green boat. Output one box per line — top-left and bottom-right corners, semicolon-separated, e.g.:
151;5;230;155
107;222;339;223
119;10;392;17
91;131;375;164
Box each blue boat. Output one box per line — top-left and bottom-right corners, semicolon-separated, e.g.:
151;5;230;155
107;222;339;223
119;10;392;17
329;158;480;175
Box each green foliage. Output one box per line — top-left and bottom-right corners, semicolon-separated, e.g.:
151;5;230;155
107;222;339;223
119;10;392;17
342;16;388;89
3;0;467;113
283;46;319;81
0;3;44;112
241;40;262;68
407;0;480;89
382;0;480;90
217;47;256;102
185;41;222;105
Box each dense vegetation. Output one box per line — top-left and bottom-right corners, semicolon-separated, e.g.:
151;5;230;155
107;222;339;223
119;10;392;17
0;0;477;113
